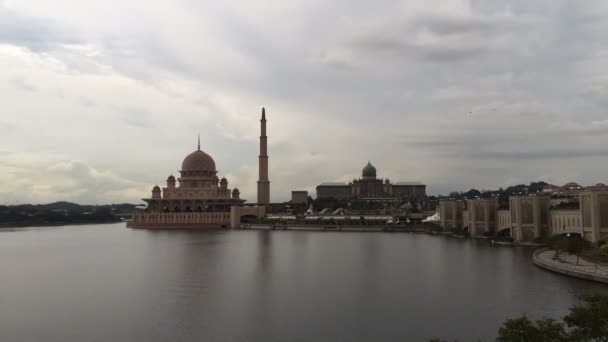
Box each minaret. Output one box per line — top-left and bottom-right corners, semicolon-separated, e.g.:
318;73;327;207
257;107;270;205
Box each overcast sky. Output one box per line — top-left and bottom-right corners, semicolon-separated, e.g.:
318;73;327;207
1;0;607;205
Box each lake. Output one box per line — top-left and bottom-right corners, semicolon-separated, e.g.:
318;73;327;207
0;223;606;341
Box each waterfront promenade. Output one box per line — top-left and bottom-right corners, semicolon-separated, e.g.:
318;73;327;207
533;248;608;284
241;223;429;233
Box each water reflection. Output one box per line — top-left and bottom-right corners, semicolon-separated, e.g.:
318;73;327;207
0;224;607;342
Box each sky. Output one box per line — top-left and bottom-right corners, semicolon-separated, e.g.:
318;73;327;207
1;0;608;205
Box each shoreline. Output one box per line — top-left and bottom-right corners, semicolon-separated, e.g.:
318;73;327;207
0;220;124;230
533;248;608;284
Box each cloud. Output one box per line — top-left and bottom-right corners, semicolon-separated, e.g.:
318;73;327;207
475;149;608;161
341;9;542;64
0;4;81;51
0;151;148;205
1;0;608;204
10;76;38;92
120;108;156;129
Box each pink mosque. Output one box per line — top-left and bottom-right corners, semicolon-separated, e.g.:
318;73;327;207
128;108;269;229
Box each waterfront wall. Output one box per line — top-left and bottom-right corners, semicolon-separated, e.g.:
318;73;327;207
533;248;608;284
129;212;231;228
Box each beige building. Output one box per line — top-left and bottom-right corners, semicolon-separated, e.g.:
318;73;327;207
550;210;582;236
580;191;608;242
439;201;465;230
439;199;497;236
509;195;551;242
466;199;498;236
439;191;608;243
497;210;511;233
291;191;309;205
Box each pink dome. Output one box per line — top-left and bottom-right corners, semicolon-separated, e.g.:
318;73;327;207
181;149;216;172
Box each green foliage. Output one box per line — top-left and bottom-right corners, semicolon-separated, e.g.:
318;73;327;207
601;245;608;254
497;316;568;342
0;202;129;227
495;293;608;342
555;238;570;255
564;293;608;342
566;236;589;255
548;235;565;249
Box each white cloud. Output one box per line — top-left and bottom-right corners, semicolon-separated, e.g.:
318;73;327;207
1;0;608;204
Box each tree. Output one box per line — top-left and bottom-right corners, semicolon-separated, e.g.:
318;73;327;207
564;293;608;342
497;316;568;342
436;294;608;342
566;235;589;265
550;236;570;259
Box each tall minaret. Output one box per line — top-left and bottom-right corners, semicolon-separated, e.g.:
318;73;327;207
257;107;270;205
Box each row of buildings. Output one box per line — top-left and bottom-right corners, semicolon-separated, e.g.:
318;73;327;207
439;188;608;243
128;106;605;240
129;108;426;229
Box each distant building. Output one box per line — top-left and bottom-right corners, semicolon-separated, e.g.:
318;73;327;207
316;161;426;201
128;140;246;228
316;182;352;200
291;191;308;205
439;201;465;230
542;182;608;196
440;190;608;243
129;108;269;229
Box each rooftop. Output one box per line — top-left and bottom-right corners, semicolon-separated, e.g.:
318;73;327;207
393;181;425;186
317;182;350;187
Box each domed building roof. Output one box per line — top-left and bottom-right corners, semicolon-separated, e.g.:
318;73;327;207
152;185;161;192
181;149;216;172
362;161;377;178
167;175;175;181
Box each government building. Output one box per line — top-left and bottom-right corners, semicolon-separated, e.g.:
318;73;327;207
439;187;608;243
316;162;426;201
128;108;270;229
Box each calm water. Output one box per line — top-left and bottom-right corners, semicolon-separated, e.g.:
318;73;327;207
0;223;606;341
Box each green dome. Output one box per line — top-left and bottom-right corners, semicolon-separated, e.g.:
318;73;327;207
362;161;377;178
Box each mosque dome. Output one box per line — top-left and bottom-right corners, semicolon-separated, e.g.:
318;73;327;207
362;161;377;178
167;175;176;181
181;149;216;172
152;185;161;192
